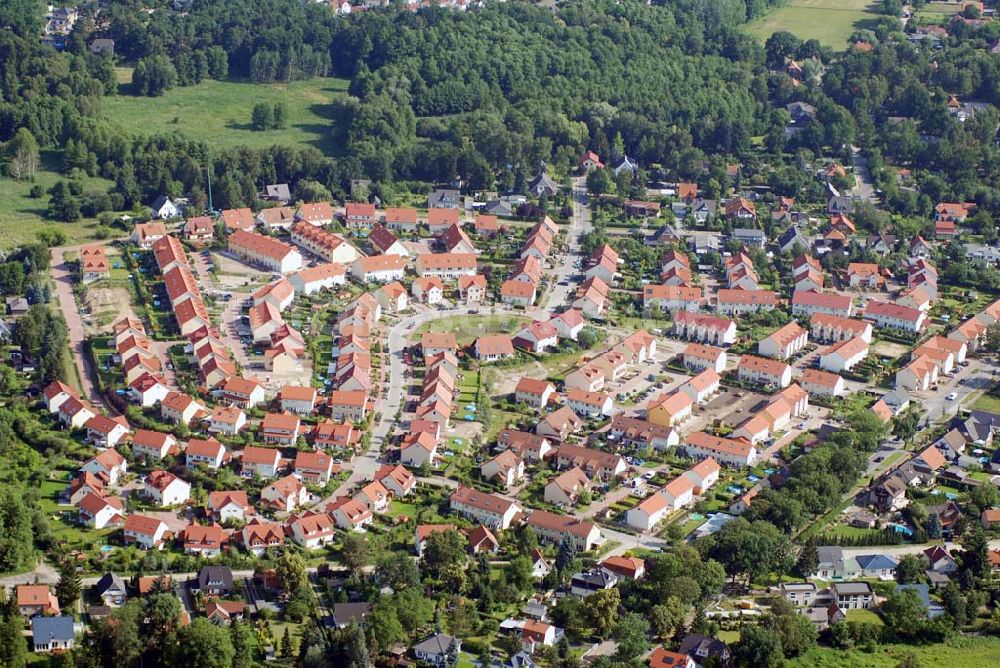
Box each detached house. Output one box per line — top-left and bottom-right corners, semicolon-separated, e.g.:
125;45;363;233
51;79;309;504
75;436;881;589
474;334;516;362
537;406;582;442
185;437;226;469
208;404;246;435
261;475;309;512
208;491;253;523
241;446;282;478
294;450;336;485
289;511;337;548
85;414;130;449
481;450;525;488
77;493;124;529
513;320;559;353
144;470;191;506
80;449;128;486
123;514;168;550
514;377;556;409
160;391;204;425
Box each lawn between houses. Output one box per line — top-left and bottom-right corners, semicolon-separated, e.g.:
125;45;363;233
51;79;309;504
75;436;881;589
102;75;352;154
744;0;883;48
414;314;533;347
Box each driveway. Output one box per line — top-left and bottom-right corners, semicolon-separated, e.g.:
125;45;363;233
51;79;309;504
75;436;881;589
852;146;877;202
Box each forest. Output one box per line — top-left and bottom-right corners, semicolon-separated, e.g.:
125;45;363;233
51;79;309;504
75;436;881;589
1;0;1000;229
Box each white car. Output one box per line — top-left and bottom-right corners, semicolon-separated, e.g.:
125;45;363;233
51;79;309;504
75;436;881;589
946;392;958;401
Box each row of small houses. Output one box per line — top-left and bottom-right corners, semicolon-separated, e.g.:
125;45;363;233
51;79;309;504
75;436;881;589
61;395;419;546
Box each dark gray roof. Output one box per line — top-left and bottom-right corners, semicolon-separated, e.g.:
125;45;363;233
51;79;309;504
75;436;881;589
197;565;233;590
94;572;127;596
484;199;513;216
777;226;807;251
151;195;172;211
265;184;291;201
413;633;459;656
828;196;854;214
528;172;560;196
678;633;730;659
816;545;843;565
833;581;873;594
32;616;75;642
332;602;371;627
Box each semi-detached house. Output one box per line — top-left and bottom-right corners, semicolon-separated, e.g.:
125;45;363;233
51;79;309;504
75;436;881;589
800;368;846;397
737;354;792;388
895;354;940;391
351;255;406;283
449;486;522;530
819;336;869;373
758;322;808;359
526;509;602;551
684;431;757;467
564;389;614;418
682;343;727;373
514;377;556;408
679;368;721;404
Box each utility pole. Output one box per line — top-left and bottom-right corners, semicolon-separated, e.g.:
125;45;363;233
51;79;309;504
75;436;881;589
206;153;214;212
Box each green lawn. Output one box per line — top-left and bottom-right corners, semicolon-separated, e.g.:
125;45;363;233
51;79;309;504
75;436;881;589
845;609;885;625
415;314;532;346
0;155;114;250
102;76;351;154
789;636;1000;667
745;0;882;48
973;390;1000;414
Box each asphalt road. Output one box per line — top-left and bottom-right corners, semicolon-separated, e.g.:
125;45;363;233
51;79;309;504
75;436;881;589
544;176;592;309
50;244;108;409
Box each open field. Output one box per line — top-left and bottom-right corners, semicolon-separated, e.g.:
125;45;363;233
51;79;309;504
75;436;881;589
745;0;882;48
914;1;964;24
0;157;114;251
103;76;351;154
789;636;1000;667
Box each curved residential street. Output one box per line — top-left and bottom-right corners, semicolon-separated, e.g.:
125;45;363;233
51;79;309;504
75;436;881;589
314;180;593;507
